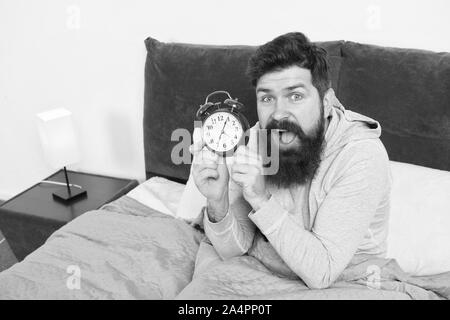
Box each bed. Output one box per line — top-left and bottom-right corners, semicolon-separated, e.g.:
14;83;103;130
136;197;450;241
0;36;449;300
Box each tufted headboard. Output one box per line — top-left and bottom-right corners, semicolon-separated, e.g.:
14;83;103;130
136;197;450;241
143;36;450;183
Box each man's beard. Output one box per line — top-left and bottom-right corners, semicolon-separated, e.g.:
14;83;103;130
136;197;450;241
264;112;326;189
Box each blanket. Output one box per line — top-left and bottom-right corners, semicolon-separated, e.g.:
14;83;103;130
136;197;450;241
0;196;203;299
177;239;450;299
0;196;448;300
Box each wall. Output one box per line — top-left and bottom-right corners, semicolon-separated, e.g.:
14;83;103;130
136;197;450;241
1;0;449;200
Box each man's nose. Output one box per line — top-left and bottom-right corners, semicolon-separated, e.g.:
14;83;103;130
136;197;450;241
271;99;290;121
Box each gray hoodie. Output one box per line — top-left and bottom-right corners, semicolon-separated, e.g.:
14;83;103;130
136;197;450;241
202;95;391;289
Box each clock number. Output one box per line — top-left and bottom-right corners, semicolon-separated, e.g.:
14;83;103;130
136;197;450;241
207;125;213;130
223;143;227;149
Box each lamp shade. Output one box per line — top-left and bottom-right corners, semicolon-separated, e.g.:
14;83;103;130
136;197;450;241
36;108;81;168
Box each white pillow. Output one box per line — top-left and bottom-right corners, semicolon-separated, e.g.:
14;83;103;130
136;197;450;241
127;175;207;221
386;161;450;276
176;172;207;221
127;176;185;217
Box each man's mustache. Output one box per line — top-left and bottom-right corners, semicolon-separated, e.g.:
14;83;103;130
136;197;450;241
265;119;307;140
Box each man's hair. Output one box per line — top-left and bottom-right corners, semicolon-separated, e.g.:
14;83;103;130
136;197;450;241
247;32;331;99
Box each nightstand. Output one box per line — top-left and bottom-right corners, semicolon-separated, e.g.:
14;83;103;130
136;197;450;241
0;170;138;261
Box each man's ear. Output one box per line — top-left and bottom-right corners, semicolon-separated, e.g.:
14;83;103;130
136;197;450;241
322;88;335;118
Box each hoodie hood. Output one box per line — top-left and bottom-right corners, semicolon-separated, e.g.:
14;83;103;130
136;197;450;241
323;93;381;158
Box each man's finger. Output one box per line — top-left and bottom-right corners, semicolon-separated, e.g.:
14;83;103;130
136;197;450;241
193;161;218;171
193;148;219;164
231;163;261;176
231;172;248;186
198;168;219;180
233;154;261;167
193;127;203;144
189;127;205;155
235;145;260;160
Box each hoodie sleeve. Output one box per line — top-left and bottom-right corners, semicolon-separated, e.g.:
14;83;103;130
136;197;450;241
203;181;256;260
248;140;390;289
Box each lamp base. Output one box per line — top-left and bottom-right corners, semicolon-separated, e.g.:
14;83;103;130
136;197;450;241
52;187;87;203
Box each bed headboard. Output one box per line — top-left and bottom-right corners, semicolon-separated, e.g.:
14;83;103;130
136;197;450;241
143;36;450;183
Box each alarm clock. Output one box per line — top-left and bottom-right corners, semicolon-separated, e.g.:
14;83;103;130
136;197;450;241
196;90;250;157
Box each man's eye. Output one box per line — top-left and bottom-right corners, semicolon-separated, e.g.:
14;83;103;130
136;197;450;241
290;93;303;101
261;96;273;103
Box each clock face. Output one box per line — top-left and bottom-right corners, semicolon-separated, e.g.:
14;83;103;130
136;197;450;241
203;111;244;153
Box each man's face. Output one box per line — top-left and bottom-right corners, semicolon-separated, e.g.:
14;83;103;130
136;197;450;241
256;65;327;187
256;65;323;149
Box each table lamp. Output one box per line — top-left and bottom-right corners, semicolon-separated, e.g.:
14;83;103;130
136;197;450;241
36;108;87;202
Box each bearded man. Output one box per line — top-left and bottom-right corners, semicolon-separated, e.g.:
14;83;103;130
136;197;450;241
190;32;391;289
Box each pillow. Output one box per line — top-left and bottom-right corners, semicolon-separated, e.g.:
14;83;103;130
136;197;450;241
127;176;185;217
338;42;450;171
127;175;205;222
176;172;207;221
386;161;450;276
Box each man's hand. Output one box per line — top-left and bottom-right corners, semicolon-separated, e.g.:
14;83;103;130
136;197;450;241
231;123;271;211
190;127;229;221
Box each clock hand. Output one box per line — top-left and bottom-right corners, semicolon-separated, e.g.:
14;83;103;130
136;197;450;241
222;131;232;138
216;117;230;148
223;126;237;139
220;117;229;135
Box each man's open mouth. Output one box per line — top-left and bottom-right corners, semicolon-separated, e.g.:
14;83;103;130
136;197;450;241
278;129;297;144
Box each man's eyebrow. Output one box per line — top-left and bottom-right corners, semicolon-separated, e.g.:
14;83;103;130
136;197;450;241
284;83;307;91
256;87;271;94
256;83;307;94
